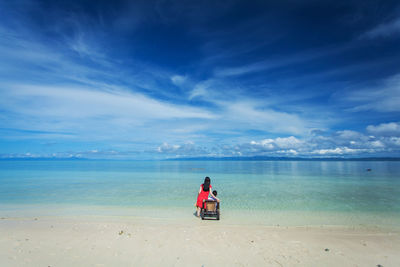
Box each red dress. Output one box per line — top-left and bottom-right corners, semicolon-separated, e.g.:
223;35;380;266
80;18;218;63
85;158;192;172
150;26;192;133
196;184;212;208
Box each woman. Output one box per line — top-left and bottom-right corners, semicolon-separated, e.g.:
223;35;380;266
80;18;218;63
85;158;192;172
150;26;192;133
195;177;219;217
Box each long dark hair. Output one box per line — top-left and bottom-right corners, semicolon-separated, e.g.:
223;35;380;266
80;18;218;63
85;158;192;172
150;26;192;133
203;177;211;192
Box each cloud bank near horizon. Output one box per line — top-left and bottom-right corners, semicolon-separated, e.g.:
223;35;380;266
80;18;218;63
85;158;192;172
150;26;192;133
3;122;400;159
155;122;400;158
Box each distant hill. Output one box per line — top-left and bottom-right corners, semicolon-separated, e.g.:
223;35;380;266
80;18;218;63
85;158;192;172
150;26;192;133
166;156;400;161
1;156;399;161
0;157;88;161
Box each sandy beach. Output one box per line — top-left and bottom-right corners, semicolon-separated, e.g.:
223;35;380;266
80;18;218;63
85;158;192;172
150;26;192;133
1;214;400;267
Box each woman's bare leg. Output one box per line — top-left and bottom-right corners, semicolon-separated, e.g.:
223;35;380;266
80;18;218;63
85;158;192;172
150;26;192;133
196;207;201;217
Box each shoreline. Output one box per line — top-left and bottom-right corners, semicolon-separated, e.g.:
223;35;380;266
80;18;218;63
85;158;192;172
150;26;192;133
1;203;400;229
1;214;400;266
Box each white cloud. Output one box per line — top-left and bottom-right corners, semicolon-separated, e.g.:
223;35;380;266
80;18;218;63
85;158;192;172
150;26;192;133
367;122;400;136
157;142;181;153
157;141;208;156
274;136;302;149
171;75;186;86
275;149;298;155
250;139;274;150
248;136;303;153
370;140;385;148
335;130;363;140
311;147;366;155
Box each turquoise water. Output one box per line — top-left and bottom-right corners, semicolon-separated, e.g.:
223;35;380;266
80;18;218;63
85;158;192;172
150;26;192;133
1;160;400;225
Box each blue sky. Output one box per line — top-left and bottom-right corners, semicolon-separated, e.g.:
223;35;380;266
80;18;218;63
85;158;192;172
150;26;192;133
0;0;400;159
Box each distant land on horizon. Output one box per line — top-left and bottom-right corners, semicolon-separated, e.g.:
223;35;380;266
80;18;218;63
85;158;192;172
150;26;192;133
1;156;400;161
166;156;400;161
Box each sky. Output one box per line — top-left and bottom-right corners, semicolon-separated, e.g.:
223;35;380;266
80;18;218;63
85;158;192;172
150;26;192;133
0;0;400;159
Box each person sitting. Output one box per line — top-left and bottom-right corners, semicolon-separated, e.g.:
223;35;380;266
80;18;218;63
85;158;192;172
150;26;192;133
206;190;219;212
208;190;219;202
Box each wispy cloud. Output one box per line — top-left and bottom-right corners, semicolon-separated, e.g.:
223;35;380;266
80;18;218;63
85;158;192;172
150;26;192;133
187;78;325;136
3;84;213;119
213;45;351;77
361;17;400;39
0;84;216;146
341;74;400;112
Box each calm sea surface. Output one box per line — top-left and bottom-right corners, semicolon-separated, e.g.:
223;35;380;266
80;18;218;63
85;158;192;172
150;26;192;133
1;160;399;226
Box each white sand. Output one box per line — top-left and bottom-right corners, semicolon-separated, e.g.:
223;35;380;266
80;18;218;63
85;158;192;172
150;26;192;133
1;214;399;267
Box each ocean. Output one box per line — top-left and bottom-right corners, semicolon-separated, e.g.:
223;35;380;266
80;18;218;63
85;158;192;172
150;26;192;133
1;160;399;227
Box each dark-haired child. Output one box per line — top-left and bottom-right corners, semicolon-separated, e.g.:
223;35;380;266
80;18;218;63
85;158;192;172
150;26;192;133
208;190;220;202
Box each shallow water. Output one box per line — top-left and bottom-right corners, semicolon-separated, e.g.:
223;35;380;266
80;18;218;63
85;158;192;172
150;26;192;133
1;160;399;226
